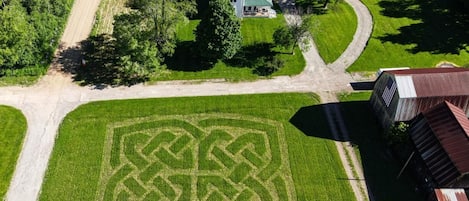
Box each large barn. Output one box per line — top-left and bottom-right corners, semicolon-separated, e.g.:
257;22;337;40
410;101;469;188
370;68;469;128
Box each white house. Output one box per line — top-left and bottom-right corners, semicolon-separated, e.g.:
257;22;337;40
230;0;277;18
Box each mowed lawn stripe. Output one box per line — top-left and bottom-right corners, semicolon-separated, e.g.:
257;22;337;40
40;93;354;200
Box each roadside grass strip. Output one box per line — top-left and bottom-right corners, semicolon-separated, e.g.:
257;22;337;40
40;93;355;201
0;106;27;198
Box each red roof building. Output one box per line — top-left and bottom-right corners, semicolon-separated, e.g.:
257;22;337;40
410;101;469;188
429;189;468;201
370;68;469;128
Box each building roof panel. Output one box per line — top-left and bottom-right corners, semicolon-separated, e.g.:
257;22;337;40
385;68;469;97
395;75;417;98
434;188;469;201
245;0;273;6
424;101;469;173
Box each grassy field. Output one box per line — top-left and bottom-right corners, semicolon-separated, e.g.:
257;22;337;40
91;0;130;35
310;1;357;64
338;92;423;200
0;106;27;198
40;93;355;200
348;0;469;72
159;15;305;81
90;0;305;82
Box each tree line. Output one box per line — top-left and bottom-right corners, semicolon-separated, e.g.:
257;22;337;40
0;0;73;76
81;0;243;85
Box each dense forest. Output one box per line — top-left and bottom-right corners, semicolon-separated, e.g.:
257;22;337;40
0;0;74;77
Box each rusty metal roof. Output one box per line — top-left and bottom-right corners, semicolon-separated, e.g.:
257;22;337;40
422;101;469;174
434;188;468;201
384;68;469;98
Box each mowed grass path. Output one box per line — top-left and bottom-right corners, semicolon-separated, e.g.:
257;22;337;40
310;1;357;64
40;93;354;200
157;15;305;81
349;0;469;71
0;106;27;198
338;92;422;200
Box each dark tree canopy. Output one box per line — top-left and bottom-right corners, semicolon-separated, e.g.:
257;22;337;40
87;0;197;85
195;0;242;61
0;0;73;75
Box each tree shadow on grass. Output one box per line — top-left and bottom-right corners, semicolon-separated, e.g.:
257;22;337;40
164;41;215;72
73;34;120;88
225;42;286;76
225;42;276;68
377;0;469;54
289;101;423;201
166;42;285;76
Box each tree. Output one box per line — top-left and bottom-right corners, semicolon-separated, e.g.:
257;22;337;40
385;122;409;145
273;26;294;53
138;0;196;57
0;2;36;69
195;0;242;61
273;15;315;54
112;12;160;84
108;0;196;84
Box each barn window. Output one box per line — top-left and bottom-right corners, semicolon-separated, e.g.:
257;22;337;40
381;78;397;107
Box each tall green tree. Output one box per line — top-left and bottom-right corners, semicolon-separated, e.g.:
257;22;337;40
109;0;196;84
273;15;315;54
0;2;36;69
195;0;242;61
138;0;196;56
113;12;160;83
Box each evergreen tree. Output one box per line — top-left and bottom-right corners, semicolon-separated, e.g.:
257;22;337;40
195;0;242;61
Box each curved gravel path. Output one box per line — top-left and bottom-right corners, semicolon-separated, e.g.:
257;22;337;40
0;0;373;200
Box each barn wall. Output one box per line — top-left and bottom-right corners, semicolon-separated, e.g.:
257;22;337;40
370;74;399;129
395;97;469;122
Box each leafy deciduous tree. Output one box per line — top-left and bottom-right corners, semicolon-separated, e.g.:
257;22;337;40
0;2;36;69
273;15;315;54
109;0;196;84
113;13;160;83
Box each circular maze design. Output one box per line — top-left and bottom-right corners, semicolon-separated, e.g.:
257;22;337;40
96;114;296;201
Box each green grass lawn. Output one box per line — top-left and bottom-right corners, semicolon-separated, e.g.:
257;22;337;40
348;0;469;72
40;93;355;200
338;92;423;200
0;106;27;198
310;1;357;64
158;15;305;82
0;75;44;87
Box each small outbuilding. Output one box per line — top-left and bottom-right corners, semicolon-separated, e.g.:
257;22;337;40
410;101;469;188
230;0;276;18
370;68;469;128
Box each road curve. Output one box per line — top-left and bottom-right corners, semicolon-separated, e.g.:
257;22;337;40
328;0;373;71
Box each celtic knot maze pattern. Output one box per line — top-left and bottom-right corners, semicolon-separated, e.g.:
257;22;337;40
96;114;296;200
